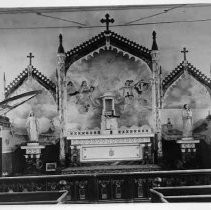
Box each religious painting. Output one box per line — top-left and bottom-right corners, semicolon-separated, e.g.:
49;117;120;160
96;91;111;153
66;50;152;130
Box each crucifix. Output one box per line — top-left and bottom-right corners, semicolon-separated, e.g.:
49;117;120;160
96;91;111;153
100;14;114;32
27;52;34;66
181;47;188;61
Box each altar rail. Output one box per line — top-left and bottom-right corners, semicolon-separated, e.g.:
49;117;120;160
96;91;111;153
67;127;152;136
1;169;211;203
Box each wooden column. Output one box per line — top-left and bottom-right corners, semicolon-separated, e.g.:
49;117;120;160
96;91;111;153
151;31;162;158
57;34;66;163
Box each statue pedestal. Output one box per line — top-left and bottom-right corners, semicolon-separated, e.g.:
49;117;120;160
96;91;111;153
176;138;200;153
176;138;200;168
21;142;45;172
21;142;45;159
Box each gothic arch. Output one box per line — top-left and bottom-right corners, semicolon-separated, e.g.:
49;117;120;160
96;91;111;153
162;61;211;101
5;66;56;100
65;30;152;73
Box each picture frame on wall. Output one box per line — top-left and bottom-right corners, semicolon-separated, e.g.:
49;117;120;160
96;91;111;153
46;162;57;172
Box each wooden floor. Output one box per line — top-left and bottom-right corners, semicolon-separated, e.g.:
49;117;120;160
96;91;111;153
64;198;151;204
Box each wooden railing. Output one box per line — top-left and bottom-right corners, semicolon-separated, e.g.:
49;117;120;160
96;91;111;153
1;169;211;203
68;130;101;136
0;190;68;204
151;185;211;203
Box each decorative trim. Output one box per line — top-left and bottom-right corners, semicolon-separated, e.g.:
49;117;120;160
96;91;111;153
68;46;150;69
68;133;154;140
70;137;151;145
67;125;153;138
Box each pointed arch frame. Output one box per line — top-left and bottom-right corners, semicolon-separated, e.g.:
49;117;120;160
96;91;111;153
5;66;56;99
162;61;211;100
65;30;153;73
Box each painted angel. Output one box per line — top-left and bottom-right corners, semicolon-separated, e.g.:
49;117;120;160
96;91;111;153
67;80;100;112
134;79;151;95
121;80;135;104
120;79;151;110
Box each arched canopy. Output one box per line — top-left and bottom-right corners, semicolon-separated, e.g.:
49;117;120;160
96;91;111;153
5;66;56;99
162;61;211;97
65;30;152;72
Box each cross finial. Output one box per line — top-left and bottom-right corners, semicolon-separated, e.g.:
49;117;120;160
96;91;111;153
27;52;34;66
100;14;114;32
181;47;188;61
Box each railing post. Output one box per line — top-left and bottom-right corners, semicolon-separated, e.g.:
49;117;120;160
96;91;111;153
87;174;98;202
72;180;77;201
126;175;135;201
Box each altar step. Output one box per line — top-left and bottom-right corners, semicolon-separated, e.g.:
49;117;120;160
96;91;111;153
62;164;160;174
78;160;145;166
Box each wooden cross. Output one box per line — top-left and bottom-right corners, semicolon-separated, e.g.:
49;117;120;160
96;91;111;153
100;14;114;32
181;47;188;61
27;52;34;65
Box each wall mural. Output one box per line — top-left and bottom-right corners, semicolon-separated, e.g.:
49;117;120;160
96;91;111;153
66;50;152;130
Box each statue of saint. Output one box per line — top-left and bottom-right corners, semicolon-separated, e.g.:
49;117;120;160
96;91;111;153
26;111;39;142
182;104;193;138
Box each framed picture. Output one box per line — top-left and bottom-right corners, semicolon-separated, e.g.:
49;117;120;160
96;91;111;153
46;162;57;172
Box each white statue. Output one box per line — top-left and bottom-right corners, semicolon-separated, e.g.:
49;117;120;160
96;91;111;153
105;116;118;131
26;111;39;142
182;104;193;138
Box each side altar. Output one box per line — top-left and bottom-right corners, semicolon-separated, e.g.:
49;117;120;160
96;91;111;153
21;111;46;172
162;104;201;169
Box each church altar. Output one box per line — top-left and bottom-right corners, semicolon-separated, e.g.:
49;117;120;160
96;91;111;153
67;125;153;163
1;12;209;175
